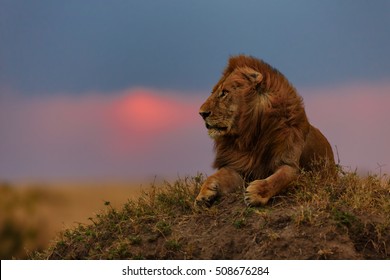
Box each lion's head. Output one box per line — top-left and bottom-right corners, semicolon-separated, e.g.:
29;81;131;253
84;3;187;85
199;65;264;139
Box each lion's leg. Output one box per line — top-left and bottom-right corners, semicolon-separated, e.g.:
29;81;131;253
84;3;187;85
195;168;244;207
245;165;298;206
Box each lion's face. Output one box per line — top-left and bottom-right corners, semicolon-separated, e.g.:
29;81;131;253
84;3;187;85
199;82;240;138
199;67;263;138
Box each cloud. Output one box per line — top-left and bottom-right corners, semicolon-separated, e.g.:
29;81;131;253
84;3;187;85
0;88;213;180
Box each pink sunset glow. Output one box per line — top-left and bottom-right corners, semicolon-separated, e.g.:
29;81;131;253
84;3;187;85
114;89;197;134
0;83;389;180
0;88;211;180
110;89;203;155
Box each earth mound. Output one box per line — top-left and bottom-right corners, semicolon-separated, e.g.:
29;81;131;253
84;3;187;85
33;170;390;260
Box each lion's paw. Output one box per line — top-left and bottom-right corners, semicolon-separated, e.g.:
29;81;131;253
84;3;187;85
194;181;218;208
244;180;271;207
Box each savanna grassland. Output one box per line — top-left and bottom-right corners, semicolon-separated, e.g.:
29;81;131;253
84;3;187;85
29;168;390;260
0;181;143;259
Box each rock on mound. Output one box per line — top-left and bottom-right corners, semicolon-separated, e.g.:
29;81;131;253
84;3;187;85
33;172;390;260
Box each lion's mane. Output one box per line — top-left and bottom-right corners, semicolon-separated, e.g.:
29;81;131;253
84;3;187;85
211;55;327;180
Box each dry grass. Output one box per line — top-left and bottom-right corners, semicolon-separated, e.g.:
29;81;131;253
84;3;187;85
29;168;390;260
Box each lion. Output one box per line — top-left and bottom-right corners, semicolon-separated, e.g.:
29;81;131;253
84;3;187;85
195;55;335;207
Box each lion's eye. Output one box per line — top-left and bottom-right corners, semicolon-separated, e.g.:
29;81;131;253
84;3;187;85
219;89;229;98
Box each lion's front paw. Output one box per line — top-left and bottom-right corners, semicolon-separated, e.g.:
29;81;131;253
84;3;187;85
194;181;218;208
244;180;272;207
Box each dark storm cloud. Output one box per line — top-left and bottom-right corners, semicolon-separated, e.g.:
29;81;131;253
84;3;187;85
1;0;389;95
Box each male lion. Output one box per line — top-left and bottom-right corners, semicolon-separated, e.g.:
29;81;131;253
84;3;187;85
196;55;334;207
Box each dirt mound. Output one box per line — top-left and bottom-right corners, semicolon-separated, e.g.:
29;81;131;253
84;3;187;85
33;171;390;260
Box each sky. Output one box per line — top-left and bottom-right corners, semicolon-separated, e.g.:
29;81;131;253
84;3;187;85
1;0;390;180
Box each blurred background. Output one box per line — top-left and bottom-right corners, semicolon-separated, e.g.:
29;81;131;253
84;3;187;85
1;0;389;258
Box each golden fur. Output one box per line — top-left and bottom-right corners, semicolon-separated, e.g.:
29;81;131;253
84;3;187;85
196;55;335;206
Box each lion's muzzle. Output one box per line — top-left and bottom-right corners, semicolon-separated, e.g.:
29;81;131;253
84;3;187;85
199;110;211;120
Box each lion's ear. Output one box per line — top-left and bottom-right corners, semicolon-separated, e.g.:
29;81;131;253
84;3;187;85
240;67;263;86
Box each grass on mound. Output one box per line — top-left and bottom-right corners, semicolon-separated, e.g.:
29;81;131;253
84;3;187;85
32;175;203;260
32;169;390;260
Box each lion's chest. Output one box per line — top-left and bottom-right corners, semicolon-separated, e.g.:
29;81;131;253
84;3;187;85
213;141;272;180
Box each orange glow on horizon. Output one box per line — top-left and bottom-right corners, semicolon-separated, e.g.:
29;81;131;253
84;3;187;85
114;89;199;134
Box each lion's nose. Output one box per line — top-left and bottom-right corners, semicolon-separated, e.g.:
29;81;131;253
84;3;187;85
199;111;211;120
